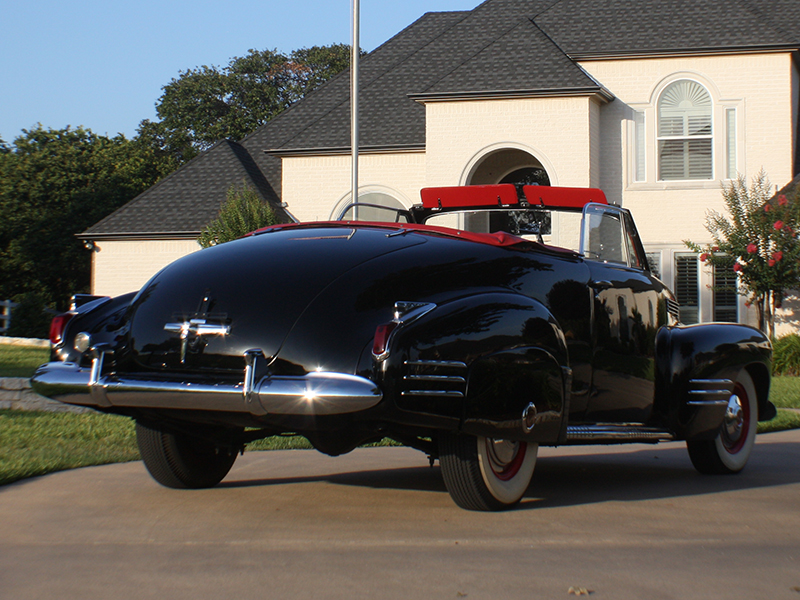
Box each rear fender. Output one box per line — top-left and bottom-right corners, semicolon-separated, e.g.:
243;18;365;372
52;292;136;364
654;323;772;440
382;292;569;443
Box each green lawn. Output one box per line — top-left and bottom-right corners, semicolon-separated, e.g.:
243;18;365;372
0;344;50;377
1;350;798;486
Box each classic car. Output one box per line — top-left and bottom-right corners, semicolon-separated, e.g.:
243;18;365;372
32;184;775;511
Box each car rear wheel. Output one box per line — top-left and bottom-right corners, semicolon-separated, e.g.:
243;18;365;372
136;422;239;489
687;370;758;475
439;432;537;511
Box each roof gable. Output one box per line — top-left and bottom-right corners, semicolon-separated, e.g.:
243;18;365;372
83;140;283;238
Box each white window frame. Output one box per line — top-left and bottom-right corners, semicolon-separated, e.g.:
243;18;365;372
657;80;714;182
626;74;744;190
644;247;744;324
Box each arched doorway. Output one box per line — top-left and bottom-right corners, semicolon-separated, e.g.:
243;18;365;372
467;148;550;186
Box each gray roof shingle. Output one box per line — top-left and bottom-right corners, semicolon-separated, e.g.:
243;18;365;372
82;140;285;238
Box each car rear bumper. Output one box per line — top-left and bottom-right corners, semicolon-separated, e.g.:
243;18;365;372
30;359;383;417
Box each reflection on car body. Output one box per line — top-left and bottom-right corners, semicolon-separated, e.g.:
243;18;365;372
32;184;774;511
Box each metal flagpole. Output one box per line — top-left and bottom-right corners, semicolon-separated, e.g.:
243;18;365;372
351;0;360;218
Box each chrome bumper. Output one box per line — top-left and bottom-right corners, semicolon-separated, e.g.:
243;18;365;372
30;358;383;417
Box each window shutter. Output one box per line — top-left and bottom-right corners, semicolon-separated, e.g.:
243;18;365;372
726;108;736;179
675;253;699;324
713;261;738;322
658;81;713;181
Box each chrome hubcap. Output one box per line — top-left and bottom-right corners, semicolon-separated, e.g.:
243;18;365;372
487;439;518;468
723;394;744;443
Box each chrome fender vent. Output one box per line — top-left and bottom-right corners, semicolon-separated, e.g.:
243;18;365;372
401;360;467;399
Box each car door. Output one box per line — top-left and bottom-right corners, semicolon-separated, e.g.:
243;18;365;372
580;204;662;423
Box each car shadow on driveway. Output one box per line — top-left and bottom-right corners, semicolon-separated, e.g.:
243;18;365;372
218;434;800;511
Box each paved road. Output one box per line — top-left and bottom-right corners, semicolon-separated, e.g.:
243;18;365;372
2;430;800;600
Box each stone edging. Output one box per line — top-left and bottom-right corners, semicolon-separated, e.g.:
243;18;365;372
0;336;50;348
0;377;94;413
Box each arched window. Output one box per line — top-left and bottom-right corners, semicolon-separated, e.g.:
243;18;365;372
331;190;409;222
657;80;712;181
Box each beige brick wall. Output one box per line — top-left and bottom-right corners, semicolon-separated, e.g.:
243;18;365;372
281;152;426;222
424;97;595;187
92;239;201;297
582;52;796;246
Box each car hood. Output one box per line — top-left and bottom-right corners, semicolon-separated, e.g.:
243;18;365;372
125;225;428;374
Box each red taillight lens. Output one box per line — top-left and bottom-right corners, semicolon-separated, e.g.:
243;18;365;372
49;313;75;345
372;322;399;357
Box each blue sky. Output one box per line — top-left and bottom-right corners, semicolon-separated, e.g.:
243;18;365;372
0;0;478;142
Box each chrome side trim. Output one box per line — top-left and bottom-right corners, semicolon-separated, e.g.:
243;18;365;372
405;360;467;369
686;399;730;406
403;374;466;383
401;390;464;398
687;378;735;404
566;424;674;443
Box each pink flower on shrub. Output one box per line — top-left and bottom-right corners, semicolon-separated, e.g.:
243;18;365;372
779;195;788;206
712;246;720;252
774;220;784;230
733;262;742;272
765;204;772;212
699;253;709;262
773;251;783;262
769;259;776;266
747;243;758;254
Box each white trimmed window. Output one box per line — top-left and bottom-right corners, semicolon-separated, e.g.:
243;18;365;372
657;80;713;181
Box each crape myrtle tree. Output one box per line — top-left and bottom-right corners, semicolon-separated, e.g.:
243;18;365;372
198;183;279;248
686;171;800;338
0;126;165;311
139;44;355;160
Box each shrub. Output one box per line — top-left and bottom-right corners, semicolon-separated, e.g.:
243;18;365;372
198;183;279;248
6;292;51;339
772;333;800;375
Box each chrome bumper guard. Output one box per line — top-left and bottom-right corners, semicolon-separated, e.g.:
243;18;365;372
30;350;383;417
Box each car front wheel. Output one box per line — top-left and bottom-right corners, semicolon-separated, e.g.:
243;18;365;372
136;422;239;489
687;370;758;475
439;432;537;511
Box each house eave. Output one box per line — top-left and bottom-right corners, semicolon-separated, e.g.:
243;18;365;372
407;86;616;103
265;144;426;158
571;44;800;61
77;231;202;242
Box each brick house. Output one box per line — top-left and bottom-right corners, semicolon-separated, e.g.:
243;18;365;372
81;0;800;330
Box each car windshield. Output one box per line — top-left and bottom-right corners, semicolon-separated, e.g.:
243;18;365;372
425;208;583;252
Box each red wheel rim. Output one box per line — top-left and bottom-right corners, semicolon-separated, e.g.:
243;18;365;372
485;440;528;481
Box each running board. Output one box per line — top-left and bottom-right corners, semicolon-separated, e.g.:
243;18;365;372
566;424;674;444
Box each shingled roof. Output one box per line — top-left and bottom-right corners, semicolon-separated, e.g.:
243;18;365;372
85;0;800;238
81;140;284;239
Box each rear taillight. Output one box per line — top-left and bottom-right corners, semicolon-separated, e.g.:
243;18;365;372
372;322;399;358
49;313;75;345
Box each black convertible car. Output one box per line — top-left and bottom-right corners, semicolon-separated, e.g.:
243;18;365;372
32;184;774;510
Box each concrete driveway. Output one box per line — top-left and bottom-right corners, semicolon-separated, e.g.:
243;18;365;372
2;429;799;600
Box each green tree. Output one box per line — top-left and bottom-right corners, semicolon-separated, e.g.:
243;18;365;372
147;44;354;157
686;171;800;337
0;126;165;308
198;183;279;248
